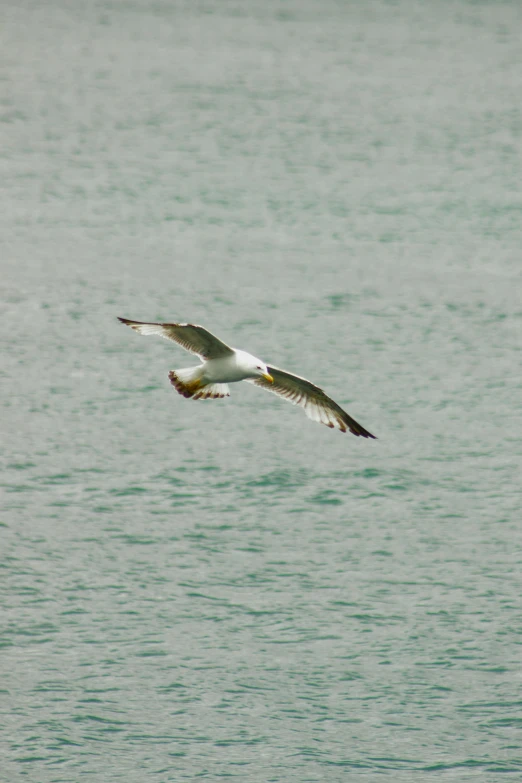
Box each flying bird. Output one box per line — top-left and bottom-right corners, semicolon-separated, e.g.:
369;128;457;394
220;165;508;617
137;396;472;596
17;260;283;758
118;317;376;438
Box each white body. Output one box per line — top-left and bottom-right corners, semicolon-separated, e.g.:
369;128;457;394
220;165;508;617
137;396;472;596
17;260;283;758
202;350;264;383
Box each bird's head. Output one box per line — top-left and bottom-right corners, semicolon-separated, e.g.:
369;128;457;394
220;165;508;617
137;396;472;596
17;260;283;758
252;360;274;384
236;350;274;383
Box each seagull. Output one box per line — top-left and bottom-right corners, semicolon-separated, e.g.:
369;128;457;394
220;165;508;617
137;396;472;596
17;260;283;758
118;317;376;438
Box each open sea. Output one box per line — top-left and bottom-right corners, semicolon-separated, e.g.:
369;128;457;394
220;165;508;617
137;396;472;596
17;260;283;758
2;1;522;780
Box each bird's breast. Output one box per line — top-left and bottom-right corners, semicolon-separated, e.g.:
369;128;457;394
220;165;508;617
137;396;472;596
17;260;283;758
204;356;251;383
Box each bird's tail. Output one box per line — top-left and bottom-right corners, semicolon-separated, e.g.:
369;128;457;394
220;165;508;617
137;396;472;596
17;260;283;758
168;368;230;400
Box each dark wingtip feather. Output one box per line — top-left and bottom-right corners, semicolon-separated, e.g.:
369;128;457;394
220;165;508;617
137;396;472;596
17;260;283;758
353;428;377;439
346;419;377;439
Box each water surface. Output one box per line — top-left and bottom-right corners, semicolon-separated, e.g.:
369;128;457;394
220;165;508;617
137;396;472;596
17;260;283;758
2;1;522;780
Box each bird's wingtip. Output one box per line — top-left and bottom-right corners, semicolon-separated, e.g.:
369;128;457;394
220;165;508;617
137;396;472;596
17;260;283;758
352;427;377;439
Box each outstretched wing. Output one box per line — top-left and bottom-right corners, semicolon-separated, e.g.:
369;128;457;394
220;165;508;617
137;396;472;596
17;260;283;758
118;317;234;360
250;365;376;438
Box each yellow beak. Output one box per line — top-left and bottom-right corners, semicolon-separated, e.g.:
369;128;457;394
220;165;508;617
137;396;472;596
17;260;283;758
263;372;274;383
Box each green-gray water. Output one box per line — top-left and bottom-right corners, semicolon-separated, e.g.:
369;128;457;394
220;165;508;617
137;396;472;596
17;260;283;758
2;1;522;780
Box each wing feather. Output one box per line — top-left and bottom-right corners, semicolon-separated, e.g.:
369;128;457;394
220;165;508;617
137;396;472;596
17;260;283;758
250;365;376;438
118;318;234;360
